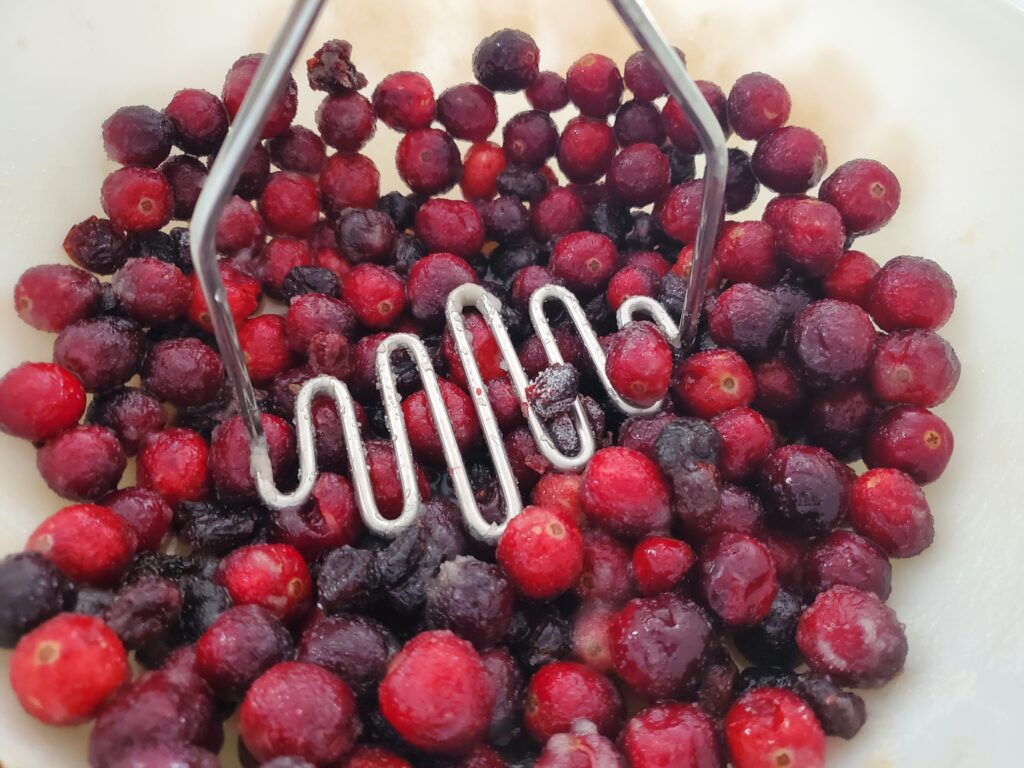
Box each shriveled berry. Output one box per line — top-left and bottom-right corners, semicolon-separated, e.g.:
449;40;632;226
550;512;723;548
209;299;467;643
223;53;298;138
725;688;825;768
426;555;514;649
103;575;181;650
620;703;722;768
102;105;173;167
306;38;367;94
866;255;956;332
0;362;86;441
63;216;130;275
804;530;892;599
819;158;901;236
165;88;229;154
14;264;101;332
752;126;828;193
497;505;584;600
54;315;145;392
862;405;953;483
727;72;791;140
473;29;540;92
37;425;126;501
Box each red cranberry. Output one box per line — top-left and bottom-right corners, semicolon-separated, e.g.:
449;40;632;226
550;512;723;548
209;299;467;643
866;255;956;332
102;105;173;167
632;536;696;596
437;83;498;141
37;424;126;501
570;602;615;673
319;152;381;217
113;258;192;326
673;348;756;419
196;605;293;700
214;196;266;254
143;338;224;407
365;439;431;519
403;379;481;464
804;530;892;599
752;126;828;193
797;584;908;687
725;688;825;768
10;613;129;725
711;407;775;483
607;143;670;207
727;72;792;140
472;29;540;92
850;467;934;558
497;505;584;600
164;88;229;154
535;721;622;768
662;80;730;153
285;292;356;353
607;264;659;311
576;529;632;605
14;264;100;332
240;662;359;764
556;116;617;184
605;321;673;408
273;472;362;559
373;71;435;131
407;253;478;325
581;447;671;538
340;746;411;768
101;167;174;232
656;179;705;244
863;405;953;483
790;300;876;388
693;484;765;542
503;110;558;169
753;357;804;418
823;249;880;307
27;503;137;585
222;54;297;139
759;445;851;535
161;154;208;219
442;311;504;387
461;142;507;200
379;630;494;755
340;264;406;329
526;71;569;111
63;216;130;275
770;197;845;277
566;54;623;117
259;172;321;238
610;594;713;698
870;330;960;408
210;414;296;502
396;128;462;196
269;125;327;174
0;362;86;441
614;99;666;146
315;92;376;151
531;187;587;243
416;198;485;258
189;263;261;332
549;231;620;295
54;316;144;393
626;251;671;278
217;543;311;623
531;473;584;528
621;703;722;768
102;488;173;552
137;428;210;505
624;49;679;100
819;158;901;235
700;532;778;626
237;315;291;384
525;661;623;742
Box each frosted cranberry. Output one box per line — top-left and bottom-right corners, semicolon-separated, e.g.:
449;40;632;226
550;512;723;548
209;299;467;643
241;662;358;764
870;329;960;407
863;405;952;483
535;721;622;768
727;72;791;140
37;425;126;501
298;613;398;697
27;503;136;585
549;231;619;295
480;377;521;434
100;166;173;232
210;414;295;502
607;264;659;311
509;265;557;310
365;439;431;518
566;54;623;117
611;594;712;698
340;264;406;329
380;630;494;754
606;143;670;207
223;53;297;138
407;253;477;324
403;379;481;464
605;321;672;408
613;99;666;147
708;283;785;358
689;484;764;542
526;70;569;111
573;529;630;605
214;196;266;254
335;208;397;265
656;179;705;244
195;605;292;700
306;331;350;380
160;154;208;219
529;187;585;243
320;152;381;216
477;647;523;747
258;172;321;238
556;116;617;184
53;316;144;393
102;487;172;551
14;264;100;332
668;244;721;291
804;530;892;599
760;445;850;536
760;532;803;591
502;110;558;169
804;385;875;459
102;105;173;167
165;88;229;154
581;447;671;537
820;158;901;235
567;602;614;673
137;428;210;505
63;216;130;274
0;362;85;441
437;83;498;141
269;125;326;174
700;533;778;626
416;199;485;258
315;92;375;152
824;249;879;307
662;81;730;153
770;198;845;277
473;29;540;92
867;255;956;332
621;703;722;768
397;128;462;196
314;247;353;283
752;126;828;193
142;338;224;407
850;467;933;558
711;407;775;483
340;746;411;768
10;613;128;725
496;166;550;202
497;505;584;600
373;71;435;131
673;348;756;419
725;688;825;768
262;238;313;296
632;536;695;596
790;301;875;390
529;474;583;530
105;743;218;767
225;142;270;199
112;258;191;326
461;142;507;200
442;312;504;387
216;544;311;623
285;292;356;353
624;49;678;100
524;661;622;742
503;426;552;491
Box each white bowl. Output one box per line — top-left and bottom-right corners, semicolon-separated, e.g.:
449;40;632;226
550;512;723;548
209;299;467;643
1;0;1023;765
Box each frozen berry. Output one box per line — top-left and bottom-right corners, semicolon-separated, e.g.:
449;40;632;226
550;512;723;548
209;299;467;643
341;264;407;329
862;405;953;483
14;264;101;332
803;530;892;599
403;379;481;465
27;503;137;585
425;556;513;649
113;258;192;326
614;99;666;146
727;72;791;140
269;125;327;174
461;142;507;200
0;362;86;441
210;414;296;502
632;536;695;596
620;703;722;768
733;588;804;669
259;172;321;238
143;338;224;407
63;216;130;275
819;158;901;236
137;428;210;505
549;231;620;295
771;198;845;277
101;167;174;232
285;292;356;353
214;196;266;254
849;468;933;557
866;255;956;332
196;605;293;700
606;264;659;311
656;179;704;244
503;110;558;169
605;321;672;408
416;198;485;258
531;187;587;243
396;128;462;196
870;330;960;407
101;487;172;552
298;613;397;697
662;80;729;153
165;88;229;154
54;315;145;392
714;221;780;286
759;445;850;536
624;48;679;100
700;532;778;626
0;553;73;648
581;447;671;537
272;472;361;559
823;249;880;307
497;505;584;600
335;207;397;265
442;312;504;388
790;300;876;387
216;543;311;623
607;143;670;207
526;71;569;112
473;29;540;92
524;661;623;742
222;53;298;138
188;263;261;331
556;116;617;184
724;688;825;768
438;83;498;141
708;283;785;358
320;152;381;216
161;154;208;219
752;126;828;193
102;105;173;167
710;407;775;483
316;92;376;151
673;348;756;419
306;38;367;94
36;425;126;501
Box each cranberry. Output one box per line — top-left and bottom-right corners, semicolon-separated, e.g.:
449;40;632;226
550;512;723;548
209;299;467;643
37;425;126;501
662;80;730;153
575;529;632;605
472;29;539;92
849;467;934;558
365;440;431;520
803;385;875;460
315;544;379;614
606;143;670;207
804;530;892;599
442;311;504;387
100;166;174;232
285;292;356;353
700;532;778;626
437;82;498;141
566;54;623;117
339;746;411;768
497;505;584;600
605;321;673;408
210;413;296;502
762;444;850;536
752;126;828;193
10;613;129;725
341;264;406;329
711;406;775;483
142;337;225;406
866;255;956;332
862;405;953;483
580;447;670;537
27;503;136;585
113;257;192;326
160;154;208;219
403;379;481;464
164;88;229;154
194;605;292;700
502;110;558;169
497;165;549;202
335;208;397;265
790;300;876;388
526;71;569;111
824;249;880;307
222;53;297;138
189;263;262;332
530;187;587;242
632;536;695;596
614;99;666;146
819;158;901;235
54;315;144;392
407;252;478;324
870;329;960;408
214;196;266;254
524;661;622;742
569;602;615;673
14;264;100;332
708;283;784;358
549;231;620;295
314;92;375;152
258;171;321;238
626;251;671;278
529;474;582;530
727;72;792;140
63;216;130;274
623;48;679;100
227;142;271;199
273;472;361;558
102;105;173;167
379;630;494;754
269;125;327;174
298;613;398;696
673;348;756;419
0;362;86;441
319;152;381;216
461;142;507;200
415;198;485;258
396;128;462;196
101;487;172;552
306;38;367;94
770;198;846;277
621;703;722;768
616;412;676;460
733;587;804;670
424;555;513;650
724;688;825;768
753;357;804;418
724;147;760;213
0;553;73;648
610;594;713;698
556;116;617;184
216;543;311;623
656;179;705;244
607;264;659;311
236;315;291;384
137;428;210;505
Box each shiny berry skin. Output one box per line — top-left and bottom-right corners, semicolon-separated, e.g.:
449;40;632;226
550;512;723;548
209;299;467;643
624;49;675;100
472;29;540;92
213;196;265;254
188;263;261;331
797;584;908;687
100;166;174;232
101;487;172;551
143;338;225;407
36;424;126;501
164;88;229;154
725;148;760;213
866;255;956;332
223;53;298;139
526;70;569;111
607;264;659;311
403;379;481;464
556;116;617;184
0;362;85;441
210;413;296;501
530;187;586;243
790;300;877;388
673;348;756;419
549;231;620;295
581;447;671;537
340;264;406;329
14;264;100;332
272;472;362;559
196;605;293;700
711;407;775;483
53;315;145;393
396;127;462;196
461;142;507;200
502;110;558;169
727;72;791;140
632;536;696;596
662;80;730;153
606;142;670;207
416;198;485;258
238;315;292;384
752;126;828;193
27;504;137;585
713;221;780;287
102;105;173;167
137;428;210;505
10;613;129;725
724;688;825;768
524;661;623;742
319;152;381;216
862;405;953;483
575;529;632;605
621;703;722;768
112;258;191;326
298;613;398;696
870;330;960;407
497;505;584;600
804;386;875;460
610;594;713;698
335;207;396;266
566;54;623;117
217;543;311;623
605;321;673;408
819;158;901;235
269;125;327;174
379;630;494;755
614;99;666;146
759;445;850;536
771;197;845;277
316;92;376;151
258;171;321;238
700;533;778;626
531;473;584;528
240;662;359;764
438;83;498;141
708;283;785;359
803;530;892;599
285;292;356;353
407;252;477;325
823;249;880;307
850;468;933;557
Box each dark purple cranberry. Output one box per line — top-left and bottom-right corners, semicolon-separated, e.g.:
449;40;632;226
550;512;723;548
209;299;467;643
425;555;514;650
725;147;760;213
168;227;194;273
491;240;543;279
63;216;131;275
103;576;182;651
753;126;828;193
113;257;193;326
102;105;174;167
306;39;368;94
125;551;201;584
87;387;168;455
792;674;867;740
481;195;531;242
195;605;293;700
624;49;683;100
733;588;804;668
769;281;813;323
588;200;632;247
698;642;740;718
229;142;271;200
526;71;569;112
177;576;232;643
280;266;341;300
143;337;225;407
164;88;230;154
805;386;876;460
759;445;851;536
511;604;572;672
160;155;208;220
736;666;800;695
625;211;663;251
316;545;380;613
176;501;263;555
662;146;697;186
54;316;145;392
334;208;397;264
438;83;499;142
614;99;666;146
654;417;722;475
790;300;877;388
607;143;671;207
472;29;540;92
316;92;376;152
0;553;74;647
481;648;525;746
527;364;580;421
268;125;327;174
503;110;558;169
707;282;785;358
298;613;398;696
73;586;116;617
377;191;419;230
803;530;892;600
496;165;549;203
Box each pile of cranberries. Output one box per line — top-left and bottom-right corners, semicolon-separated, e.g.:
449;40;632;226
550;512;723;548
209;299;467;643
0;28;958;768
